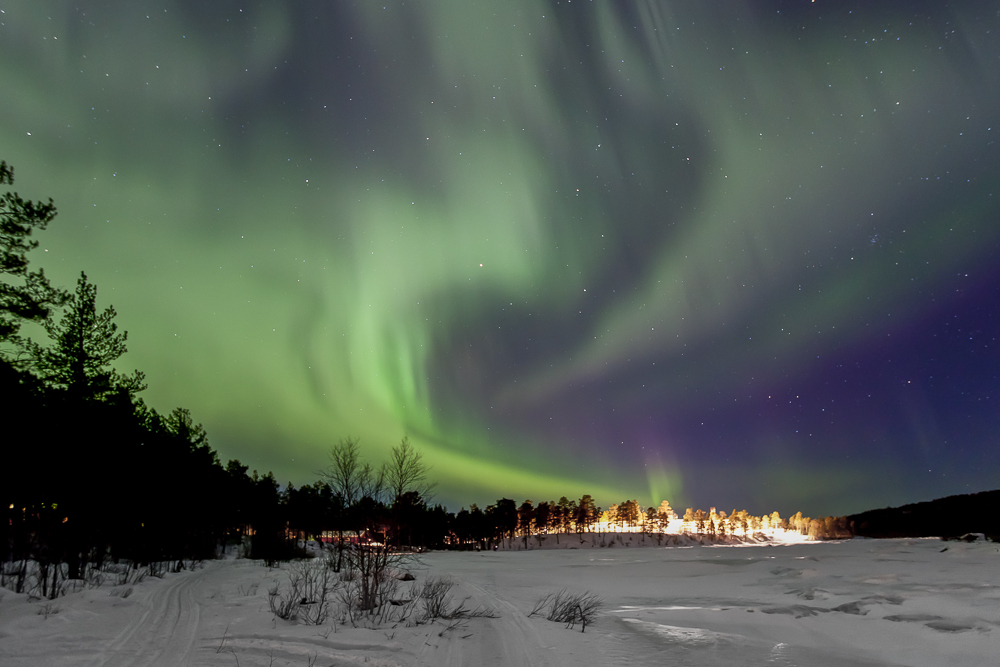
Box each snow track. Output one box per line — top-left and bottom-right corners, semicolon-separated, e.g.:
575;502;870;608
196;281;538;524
95;563;208;667
413;580;562;667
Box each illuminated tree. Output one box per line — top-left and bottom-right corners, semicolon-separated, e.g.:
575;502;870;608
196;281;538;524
619;500;640;528
657;500;676;531
694;509;706;534
682;508;695;533
645;506;658;531
555;497;571;533
607;504;620;530
732;509;750;536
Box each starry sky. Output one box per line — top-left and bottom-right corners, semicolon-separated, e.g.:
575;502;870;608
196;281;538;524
3;1;998;517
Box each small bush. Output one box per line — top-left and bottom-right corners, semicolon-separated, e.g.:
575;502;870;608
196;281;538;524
418;578;496;622
267;579;300;621
420;578;454;619
110;586;133;598
529;589;602;632
267;559;341;624
37;602;59;619
236;582;259;596
295;561;339;625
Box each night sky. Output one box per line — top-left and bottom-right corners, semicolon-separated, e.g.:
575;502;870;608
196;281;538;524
3;1;998;517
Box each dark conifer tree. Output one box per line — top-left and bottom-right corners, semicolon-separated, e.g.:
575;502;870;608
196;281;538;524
0;160;67;352
534;501;551;536
577;495;597;532
32;272;145;403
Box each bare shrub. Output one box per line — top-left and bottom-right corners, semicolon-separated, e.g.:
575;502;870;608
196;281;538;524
107;561;145;586
84;564;105;589
110;586;133;598
37;602;59;619
61;578;86;596
296;561;339;625
529;589;602;632
334;577;361;626
418;578;496;621
344;541;401;613
440;600;498;620
0;560;27;593
372;575;415;625
267;578;300;621
420;578;454;619
236;582;259;596
267;559;342;624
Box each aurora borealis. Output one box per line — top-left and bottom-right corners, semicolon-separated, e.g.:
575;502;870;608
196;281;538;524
2;1;998;516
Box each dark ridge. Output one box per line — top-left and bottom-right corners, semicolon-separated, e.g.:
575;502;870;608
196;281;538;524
848;490;1000;539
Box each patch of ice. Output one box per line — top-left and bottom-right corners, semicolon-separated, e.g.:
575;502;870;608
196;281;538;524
612;605;724;612
620;617;740;645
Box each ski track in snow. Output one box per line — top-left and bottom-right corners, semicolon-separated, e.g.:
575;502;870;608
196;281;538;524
93;563;206;667
413;579;560;667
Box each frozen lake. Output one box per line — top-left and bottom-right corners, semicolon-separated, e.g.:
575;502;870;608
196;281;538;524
1;538;996;666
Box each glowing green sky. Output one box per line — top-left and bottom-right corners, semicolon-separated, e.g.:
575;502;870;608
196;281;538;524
3;1;998;515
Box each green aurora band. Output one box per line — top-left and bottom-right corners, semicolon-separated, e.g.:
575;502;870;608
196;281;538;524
2;1;998;514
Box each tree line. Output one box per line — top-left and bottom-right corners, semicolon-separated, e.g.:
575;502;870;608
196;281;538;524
0;160;469;598
479;498;851;546
1;159;849;602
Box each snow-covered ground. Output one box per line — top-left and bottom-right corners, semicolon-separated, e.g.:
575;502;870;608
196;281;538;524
1;538;996;666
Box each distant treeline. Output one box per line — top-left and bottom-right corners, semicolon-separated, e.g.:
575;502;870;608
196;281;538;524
848;490;1000;539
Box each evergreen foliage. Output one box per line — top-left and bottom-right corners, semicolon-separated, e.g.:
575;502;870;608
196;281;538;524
0;161;67;350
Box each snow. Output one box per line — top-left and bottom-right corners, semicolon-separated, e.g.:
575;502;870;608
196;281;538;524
1;538;997;666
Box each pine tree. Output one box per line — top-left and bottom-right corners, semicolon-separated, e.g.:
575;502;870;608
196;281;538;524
556;496;571;533
645;506;658;531
607;504;620;530
534;501;552;535
577;494;597;532
619;499;640;527
657;500;676;531
33;272;144;402
518;500;535;537
0;161;67;356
